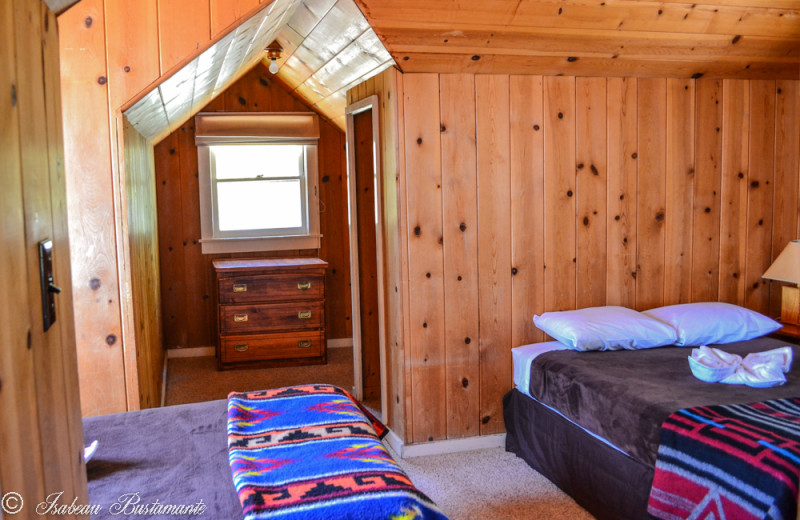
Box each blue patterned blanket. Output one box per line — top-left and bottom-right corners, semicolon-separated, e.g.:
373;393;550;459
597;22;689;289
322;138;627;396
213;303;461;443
648;397;800;520
227;384;447;520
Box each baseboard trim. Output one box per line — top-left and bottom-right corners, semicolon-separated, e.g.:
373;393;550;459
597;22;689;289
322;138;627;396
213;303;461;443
167;346;215;358
160;354;168;408
327;338;353;349
383;431;506;459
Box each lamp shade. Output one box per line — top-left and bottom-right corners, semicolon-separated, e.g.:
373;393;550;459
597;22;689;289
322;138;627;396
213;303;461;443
763;240;800;283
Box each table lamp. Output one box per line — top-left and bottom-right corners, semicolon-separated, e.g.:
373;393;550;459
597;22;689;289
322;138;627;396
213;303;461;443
762;240;800;334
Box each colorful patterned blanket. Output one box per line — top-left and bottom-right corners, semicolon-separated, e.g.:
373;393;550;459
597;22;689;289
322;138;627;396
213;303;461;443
227;384;447;520
648;397;800;520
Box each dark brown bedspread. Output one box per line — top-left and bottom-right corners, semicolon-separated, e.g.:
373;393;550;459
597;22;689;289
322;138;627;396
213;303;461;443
529;336;800;466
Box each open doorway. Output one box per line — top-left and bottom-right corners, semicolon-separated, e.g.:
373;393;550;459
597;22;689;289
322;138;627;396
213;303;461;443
346;95;386;419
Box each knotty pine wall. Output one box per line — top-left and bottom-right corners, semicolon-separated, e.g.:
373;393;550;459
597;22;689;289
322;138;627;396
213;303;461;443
154;65;351;349
351;70;800;444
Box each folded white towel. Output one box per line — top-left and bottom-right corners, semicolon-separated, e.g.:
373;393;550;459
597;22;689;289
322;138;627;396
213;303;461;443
688;346;793;388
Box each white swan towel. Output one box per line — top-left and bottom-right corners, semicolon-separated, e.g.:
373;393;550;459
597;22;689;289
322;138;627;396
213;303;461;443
688;346;793;388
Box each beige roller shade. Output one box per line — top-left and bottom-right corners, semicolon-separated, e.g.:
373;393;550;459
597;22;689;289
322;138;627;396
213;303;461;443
195;112;320;145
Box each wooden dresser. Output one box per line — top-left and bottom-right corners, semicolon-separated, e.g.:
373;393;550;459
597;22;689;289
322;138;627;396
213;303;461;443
212;258;328;370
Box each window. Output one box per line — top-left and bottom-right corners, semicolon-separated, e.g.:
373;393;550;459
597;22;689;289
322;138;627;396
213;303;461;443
195;113;321;254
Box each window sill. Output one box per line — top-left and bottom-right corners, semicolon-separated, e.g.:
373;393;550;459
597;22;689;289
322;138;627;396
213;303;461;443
200;235;321;254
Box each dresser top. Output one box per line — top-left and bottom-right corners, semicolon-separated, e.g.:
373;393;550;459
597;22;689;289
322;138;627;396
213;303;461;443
212;257;328;273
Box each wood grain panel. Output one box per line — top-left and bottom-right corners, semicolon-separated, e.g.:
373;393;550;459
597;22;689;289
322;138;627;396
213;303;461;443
692;79;723;302
664;78;695;305
353;110;381;400
543;76;576;312
439;74;480;439
575;77;607;308
476;75;512;435
770;81;800;318
354;72;799;444
719;80;750;305
104;0;160;110
606;77;638;308
59;0;128;416
744;80;776;315
635;78;667;310
510;75;545;345
158;0;212;73
402;73;446;442
122;120;163;410
210;0;261;37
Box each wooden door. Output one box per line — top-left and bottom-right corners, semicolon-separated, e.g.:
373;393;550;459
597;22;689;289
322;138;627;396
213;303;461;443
0;0;88;510
353;109;382;403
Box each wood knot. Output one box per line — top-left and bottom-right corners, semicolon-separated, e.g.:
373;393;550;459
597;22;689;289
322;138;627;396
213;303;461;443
738;172;744;179
750;180;759;188
471;55;481;61
97;76;107;85
691;72;703;79
124;65;131;73
238;96;247;106
462;378;469;388
577;163;584;169
590;164;599;175
583;216;590;226
414;225;421;236
566;190;573;197
457;275;462;281
482;415;491;424
511;267;518;275
440;124;446;132
567;56;578;62
403;56;409;61
558;112;564;119
533;124;540;131
459;222;467;232
84;16;93;28
89;278;101;291
106;334;117;346
416;137;422;145
614;215;620;221
426;272;431;278
631;152;638;159
422;322;427;328
705;207;711;213
731;35;741;44
655;211;665;222
465;337;471;344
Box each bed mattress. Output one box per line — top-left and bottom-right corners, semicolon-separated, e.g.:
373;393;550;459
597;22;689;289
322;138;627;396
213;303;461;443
83;399;242;519
521;336;800;465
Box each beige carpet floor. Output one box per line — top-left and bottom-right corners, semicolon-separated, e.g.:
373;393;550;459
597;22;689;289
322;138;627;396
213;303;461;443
165;347;595;519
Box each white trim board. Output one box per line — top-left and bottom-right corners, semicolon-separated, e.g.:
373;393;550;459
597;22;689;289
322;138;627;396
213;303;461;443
167;346;215;358
384;431;506;459
327;338;353;349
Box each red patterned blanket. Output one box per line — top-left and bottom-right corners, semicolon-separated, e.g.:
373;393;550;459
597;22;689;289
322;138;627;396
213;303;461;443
648;397;800;520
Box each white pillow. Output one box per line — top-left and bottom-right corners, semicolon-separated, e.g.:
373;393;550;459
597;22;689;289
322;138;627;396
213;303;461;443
643;302;780;346
533;306;679;352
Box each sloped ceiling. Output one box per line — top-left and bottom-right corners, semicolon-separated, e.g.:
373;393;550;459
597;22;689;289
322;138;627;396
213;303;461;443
356;0;800;79
125;0;393;140
267;0;394;129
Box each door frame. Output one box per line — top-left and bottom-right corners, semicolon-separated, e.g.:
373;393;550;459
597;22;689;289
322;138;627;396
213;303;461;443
345;95;387;420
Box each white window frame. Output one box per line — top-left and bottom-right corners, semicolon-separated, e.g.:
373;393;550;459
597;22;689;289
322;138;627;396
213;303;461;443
195;113;321;254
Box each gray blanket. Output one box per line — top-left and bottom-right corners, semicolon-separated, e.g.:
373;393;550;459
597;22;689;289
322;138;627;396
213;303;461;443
529;336;800;466
83;399;242;519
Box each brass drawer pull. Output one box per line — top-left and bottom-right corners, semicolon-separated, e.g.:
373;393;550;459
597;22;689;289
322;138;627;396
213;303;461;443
232;284;247;293
233;314;248;323
297;281;312;290
297;311;312;320
233;344;248;352
298;340;312;348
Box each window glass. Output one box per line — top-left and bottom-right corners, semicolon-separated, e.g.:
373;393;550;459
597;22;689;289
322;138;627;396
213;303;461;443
216;179;303;231
212;144;303;180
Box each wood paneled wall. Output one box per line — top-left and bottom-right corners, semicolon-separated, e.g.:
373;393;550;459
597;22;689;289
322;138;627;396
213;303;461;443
352;71;800;444
122;119;164;409
347;69;409;440
59;0;276;415
1;0;88;506
154;64;351;349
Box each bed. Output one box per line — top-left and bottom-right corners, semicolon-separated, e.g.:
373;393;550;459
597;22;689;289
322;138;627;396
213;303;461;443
83;384;444;519
504;336;800;520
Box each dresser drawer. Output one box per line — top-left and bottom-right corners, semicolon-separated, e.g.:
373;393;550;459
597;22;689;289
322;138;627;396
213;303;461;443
218;273;324;304
220;301;324;334
220;332;325;364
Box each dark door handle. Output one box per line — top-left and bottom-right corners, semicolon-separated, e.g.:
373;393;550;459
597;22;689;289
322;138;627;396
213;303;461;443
48;283;62;294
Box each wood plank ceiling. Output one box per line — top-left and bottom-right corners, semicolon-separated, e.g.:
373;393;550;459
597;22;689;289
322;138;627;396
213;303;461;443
356;0;800;79
125;0;393;139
